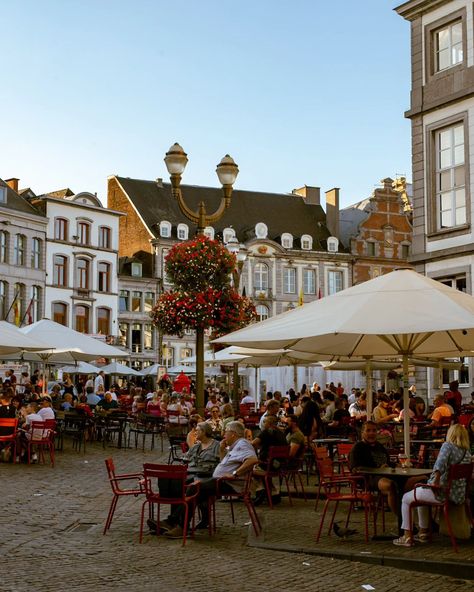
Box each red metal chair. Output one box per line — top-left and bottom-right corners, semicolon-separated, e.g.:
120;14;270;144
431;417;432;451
316;468;376;543
139;463;200;546
26;421;56;466
335;442;354;475
408;462;474;552
314;456;352;511
257;445;294;509
211;470;261;536
103;458;144;535
0;418;18;463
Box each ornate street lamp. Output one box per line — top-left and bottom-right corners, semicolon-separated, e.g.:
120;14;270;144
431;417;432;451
164;143;239;412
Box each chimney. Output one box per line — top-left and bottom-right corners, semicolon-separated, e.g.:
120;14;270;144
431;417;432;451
325;187;340;238
5;178;19;193
292;185;320;205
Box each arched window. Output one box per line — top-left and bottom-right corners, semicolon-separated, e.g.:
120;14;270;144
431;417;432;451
30;285;41;323
160;221;171;238
203;226;215;240
223;228;236;244
31;238;42;268
255;222;268;239
0;280;7;318
254;262;269;291
14;234;25;265
162;344;175;367
177;223;189;240
99;226;111;249
74;304;89;333
281;233;293;249
53;255;68;287
0;231;9;263
76;258;90;290
54;218;68;241
301;234;312;250
52;302;68;326
13;283;25;324
97;262;111;292
144;323;153;350
97;307;110;335
181;347;193;360
256;304;269;322
77;221;91;245
327;236;339;253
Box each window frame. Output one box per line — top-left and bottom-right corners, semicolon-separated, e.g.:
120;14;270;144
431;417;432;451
97;307;111;335
54;217;69;241
425;112;471;239
30;285;41;323
301;234;312;250
0;280;7;318
283;267;296;294
327;269;344;296
281;233;293;249
177;223;189;241
77;221;91;245
14;234;25;266
119;290;129;312
424;9;466;81
76;257;90;290
303;268;316;295
53;255;68;287
52;301;68;326
31;237;41;268
254;262;269;291
97;261;111;293
256;304;269;322
160;221;171;238
74;304;90;333
0;230;8;263
98;226;111;249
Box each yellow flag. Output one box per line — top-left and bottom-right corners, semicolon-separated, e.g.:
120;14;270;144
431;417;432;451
13;299;20;326
298;287;304;306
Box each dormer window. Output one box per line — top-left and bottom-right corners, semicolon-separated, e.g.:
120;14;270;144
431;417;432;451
177;223;188;240
0;187;6;203
281;233;293;249
223;227;236;244
301;234;312;250
255;222;268;239
131;262;142;277
204;226;215;240
160;221;171;238
327;237;339;253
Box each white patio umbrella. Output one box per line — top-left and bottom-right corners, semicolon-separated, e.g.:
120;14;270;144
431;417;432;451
140;363;161;377
19;319;129;395
100;361;141;376
167;364;197;375
215;269;474;457
59;361;100;375
0;321;52;355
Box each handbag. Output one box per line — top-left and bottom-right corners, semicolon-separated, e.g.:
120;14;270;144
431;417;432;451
438;502;472;540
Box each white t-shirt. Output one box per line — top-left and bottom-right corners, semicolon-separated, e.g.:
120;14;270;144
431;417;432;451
94;375;104;392
38;407;55;420
240;395;254;405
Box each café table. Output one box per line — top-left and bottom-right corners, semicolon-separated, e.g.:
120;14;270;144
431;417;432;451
313;437;351;460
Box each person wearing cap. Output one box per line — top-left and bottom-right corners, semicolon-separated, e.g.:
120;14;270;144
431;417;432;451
37;396;55;420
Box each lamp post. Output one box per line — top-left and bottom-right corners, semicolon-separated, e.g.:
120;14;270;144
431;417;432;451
164;143;239;414
225;236;248;404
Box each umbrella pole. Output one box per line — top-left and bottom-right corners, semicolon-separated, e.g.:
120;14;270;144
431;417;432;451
293;364;297;391
403;354;410;461
366;359;373;418
254;366;259;412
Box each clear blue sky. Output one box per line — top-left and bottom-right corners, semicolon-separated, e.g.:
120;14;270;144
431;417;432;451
1;0;411;208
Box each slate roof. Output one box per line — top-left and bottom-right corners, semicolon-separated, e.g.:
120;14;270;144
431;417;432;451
339;197;371;248
0;179;46;217
115;176;340;251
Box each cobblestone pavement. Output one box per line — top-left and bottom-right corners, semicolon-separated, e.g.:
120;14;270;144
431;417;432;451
1;438;472;592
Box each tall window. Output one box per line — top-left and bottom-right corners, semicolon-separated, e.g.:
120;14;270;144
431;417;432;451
442;357;470;387
78;221;90;245
98;226;111;249
74;305;89;333
144;292;154;312
256;304;269;322
53;255;68;287
254;263;269;291
181;347;192;360
131;291;141;311
97;307;110;335
436;123;465;229
53;302;68;326
177;223;188;240
435;21;462;72
76;258;90;290
0;231;8;263
0;281;7;319
367;241;376;256
328;270;343;295
54;218;68;241
97;262;110;292
162;344;175;367
119;323;129;347
303;269;316;294
131;323;142;353
401;244;410;259
283;268;296;293
14;234;25;265
144;323;153;350
119;290;129;312
14;283;25;322
31;238;41;268
30;285;41;323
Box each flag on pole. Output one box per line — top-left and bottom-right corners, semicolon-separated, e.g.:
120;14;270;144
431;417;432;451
298;286;304;306
25;298;34;325
318;288;322;300
13;298;20;326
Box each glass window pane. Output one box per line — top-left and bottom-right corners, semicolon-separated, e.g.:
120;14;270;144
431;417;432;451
440;192;452;211
439;148;451;168
454;166;464;187
437;48;450;70
440;209;452;228
439;170;451;191
454;124;464;145
454;145;464;165
436;28;450;50
451;22;462;44
438;129;451;150
456;206;466;225
454;188;465;208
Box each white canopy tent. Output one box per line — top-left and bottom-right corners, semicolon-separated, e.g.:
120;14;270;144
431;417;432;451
167;364;197;375
59;361;100;375
100;362;141;376
0;321;52;355
215;269;474;457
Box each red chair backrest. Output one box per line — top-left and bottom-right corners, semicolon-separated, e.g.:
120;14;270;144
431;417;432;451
312;445;328;460
0;417;18;438
317;457;336;479
458;414;473;427
142;463;188;499
447;461;473;494
29;421;53;442
105;457;116;481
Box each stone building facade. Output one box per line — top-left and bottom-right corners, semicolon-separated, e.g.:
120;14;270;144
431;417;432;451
397;0;474;397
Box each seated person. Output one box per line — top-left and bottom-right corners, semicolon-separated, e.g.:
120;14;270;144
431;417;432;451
235;415;253;441
349;421;398;515
259;400;280;430
152;421;258;538
372;395;398;424
182;422;220;475
61;393;75;411
186;416;199;449
326;398;350;435
428;394;453;426
205;406;224;437
349;392;367;421
17;402;43;461
96;392;119;411
221;403;235;433
286;414;305;459
86;389;101;408
37;396;56;420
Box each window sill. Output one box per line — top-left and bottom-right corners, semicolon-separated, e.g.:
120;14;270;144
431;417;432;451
427;224;471;241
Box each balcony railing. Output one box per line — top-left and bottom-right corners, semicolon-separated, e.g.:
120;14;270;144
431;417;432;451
253;287;273;300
